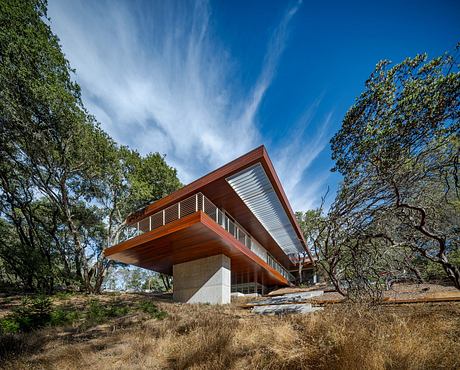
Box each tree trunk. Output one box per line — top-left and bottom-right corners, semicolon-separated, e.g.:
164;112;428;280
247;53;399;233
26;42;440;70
409;265;425;284
92;259;112;294
160;274;172;291
440;255;460;290
297;253;303;284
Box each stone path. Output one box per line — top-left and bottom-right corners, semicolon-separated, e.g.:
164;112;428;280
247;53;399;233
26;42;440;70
249;290;324;315
252;303;322;315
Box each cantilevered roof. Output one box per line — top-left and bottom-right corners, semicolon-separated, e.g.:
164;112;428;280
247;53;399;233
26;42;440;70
227;163;304;255
126;145;312;266
105;211;290;286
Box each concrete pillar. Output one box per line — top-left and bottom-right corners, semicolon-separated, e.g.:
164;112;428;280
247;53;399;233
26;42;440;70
173;254;231;304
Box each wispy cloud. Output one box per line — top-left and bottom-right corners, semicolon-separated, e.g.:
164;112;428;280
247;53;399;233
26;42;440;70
48;0;297;181
273;95;334;210
48;0;329;209
239;0;302;128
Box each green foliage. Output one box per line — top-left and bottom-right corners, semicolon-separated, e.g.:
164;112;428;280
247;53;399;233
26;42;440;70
114;149;182;217
331;51;459;177
87;300;113;324
0;295;167;335
0;296;52;334
138;301;167;320
104;267;172;292
125;269;144;291
86;299;129;325
423;249;460;281
0;318;20;334
296;210;323;243
49;307;80;327
318;46;460;298
0;0;181;294
84;299;167;325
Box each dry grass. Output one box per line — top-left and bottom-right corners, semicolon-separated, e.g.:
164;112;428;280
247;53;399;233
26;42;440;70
1;295;459;370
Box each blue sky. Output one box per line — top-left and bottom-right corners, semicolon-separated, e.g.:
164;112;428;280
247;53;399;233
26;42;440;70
48;0;460;211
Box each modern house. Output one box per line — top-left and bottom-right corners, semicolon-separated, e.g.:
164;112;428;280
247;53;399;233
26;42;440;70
104;145;313;304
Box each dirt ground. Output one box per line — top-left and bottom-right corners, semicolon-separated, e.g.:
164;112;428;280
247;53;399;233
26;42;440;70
1;285;459;370
267;283;460;303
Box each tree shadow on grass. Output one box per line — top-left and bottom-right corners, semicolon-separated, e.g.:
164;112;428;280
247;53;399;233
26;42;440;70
0;330;48;362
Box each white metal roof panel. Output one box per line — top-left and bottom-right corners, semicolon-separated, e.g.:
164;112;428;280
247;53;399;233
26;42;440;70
226;163;304;255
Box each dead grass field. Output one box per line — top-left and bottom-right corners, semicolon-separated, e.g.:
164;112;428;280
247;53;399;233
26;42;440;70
1;293;459;370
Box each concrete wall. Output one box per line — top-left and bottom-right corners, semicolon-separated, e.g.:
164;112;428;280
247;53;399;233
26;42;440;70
173;254;231;304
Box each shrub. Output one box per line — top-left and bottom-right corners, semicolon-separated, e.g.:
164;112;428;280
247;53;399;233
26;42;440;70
0;318;20;334
107;304;130;318
138;300;167;320
0;295;52;334
0;295;169;336
86;299;130;325
50;307;81;326
87;299;109;324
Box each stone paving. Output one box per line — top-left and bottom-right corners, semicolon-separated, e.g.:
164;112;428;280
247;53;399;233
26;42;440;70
252;303;323;315
249;290;324;315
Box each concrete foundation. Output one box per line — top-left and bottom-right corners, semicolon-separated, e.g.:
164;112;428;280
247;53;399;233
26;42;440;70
173;254;231;304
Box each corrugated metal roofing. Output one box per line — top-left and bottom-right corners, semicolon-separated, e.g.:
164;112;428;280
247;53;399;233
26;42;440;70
226;163;304;256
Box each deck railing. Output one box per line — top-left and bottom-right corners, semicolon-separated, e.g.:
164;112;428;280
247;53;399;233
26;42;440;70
115;192;294;281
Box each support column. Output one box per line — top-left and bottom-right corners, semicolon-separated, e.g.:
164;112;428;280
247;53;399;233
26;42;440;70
173;254;231;304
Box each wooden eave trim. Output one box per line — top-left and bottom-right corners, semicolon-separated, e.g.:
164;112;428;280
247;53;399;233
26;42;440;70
104;212;202;257
200;212;289;285
127;146;265;224
105;211;289;285
126;144;312;263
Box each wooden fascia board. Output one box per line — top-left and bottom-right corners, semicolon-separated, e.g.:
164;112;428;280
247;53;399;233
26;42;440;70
125;144;312;263
104;212;202;258
200;212;289;285
105;211;289;286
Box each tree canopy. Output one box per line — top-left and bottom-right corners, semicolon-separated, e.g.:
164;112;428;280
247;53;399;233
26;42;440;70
311;47;460;298
0;0;181;293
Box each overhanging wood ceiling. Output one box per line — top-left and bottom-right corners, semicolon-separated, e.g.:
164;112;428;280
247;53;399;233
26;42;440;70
126;145;312;268
106;212;289;286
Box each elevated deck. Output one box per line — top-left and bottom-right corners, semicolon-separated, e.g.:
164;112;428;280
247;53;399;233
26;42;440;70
105;210;290;286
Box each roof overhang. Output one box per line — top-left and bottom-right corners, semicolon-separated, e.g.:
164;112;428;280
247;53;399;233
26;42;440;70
126;145;313;266
226;163;305;256
106;211;290;286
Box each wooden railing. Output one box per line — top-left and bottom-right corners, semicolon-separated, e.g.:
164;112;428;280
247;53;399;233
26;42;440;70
115;192;294;281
